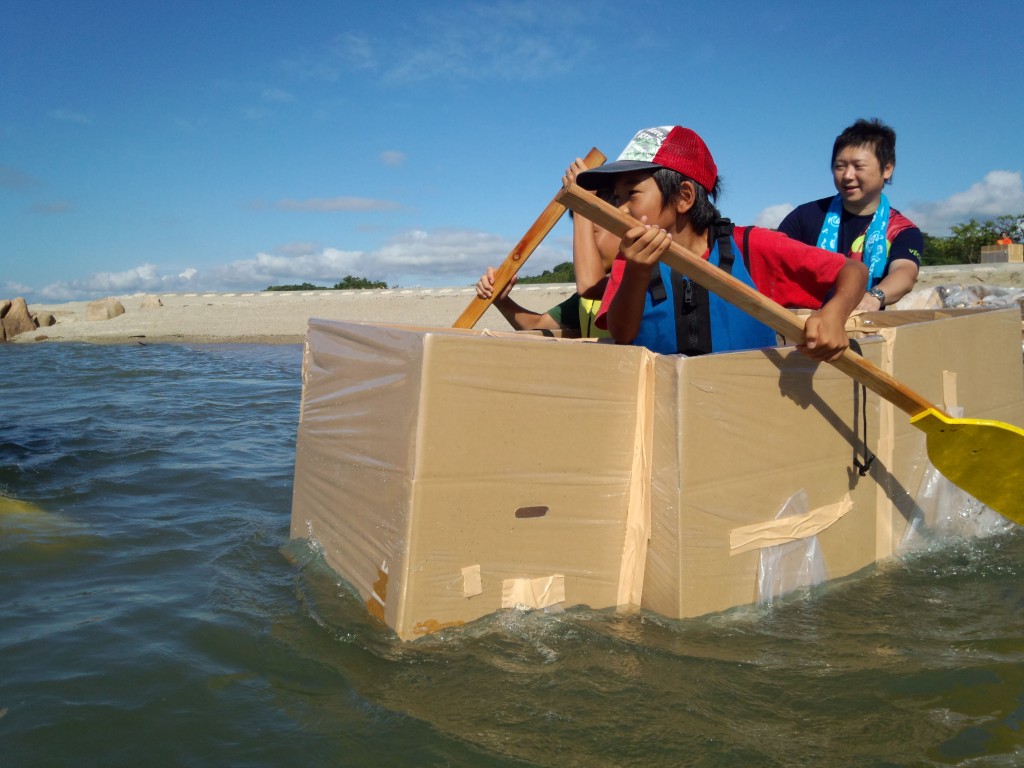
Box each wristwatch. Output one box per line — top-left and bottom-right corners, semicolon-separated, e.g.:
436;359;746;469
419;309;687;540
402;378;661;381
868;287;886;308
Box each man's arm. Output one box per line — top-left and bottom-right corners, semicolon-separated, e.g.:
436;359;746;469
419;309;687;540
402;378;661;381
858;258;919;310
799;259;868;362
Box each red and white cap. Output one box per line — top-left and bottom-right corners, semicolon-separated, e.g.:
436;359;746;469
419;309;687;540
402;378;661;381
576;126;718;192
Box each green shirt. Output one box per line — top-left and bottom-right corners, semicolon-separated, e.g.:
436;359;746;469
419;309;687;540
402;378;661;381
546;292;610;339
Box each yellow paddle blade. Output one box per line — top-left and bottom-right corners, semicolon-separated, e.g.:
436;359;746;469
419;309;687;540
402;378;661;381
910;408;1024;525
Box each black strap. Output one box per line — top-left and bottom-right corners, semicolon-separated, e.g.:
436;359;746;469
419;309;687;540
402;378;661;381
848;339;875;476
711;218;736;273
649;271;668;302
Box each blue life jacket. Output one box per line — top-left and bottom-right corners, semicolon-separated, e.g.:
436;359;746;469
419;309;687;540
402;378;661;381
632;220;777;356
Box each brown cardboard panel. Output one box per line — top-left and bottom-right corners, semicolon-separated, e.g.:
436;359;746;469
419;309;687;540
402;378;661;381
292;308;1024;638
291;319;652;641
878;307;1024;550
643;343;885;619
644;307;1024;620
291;321;427;625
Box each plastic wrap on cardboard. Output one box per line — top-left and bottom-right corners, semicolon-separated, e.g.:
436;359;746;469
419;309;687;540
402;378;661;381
899;410;1016;547
756;490;828;605
291;320;654;641
642;345;882;620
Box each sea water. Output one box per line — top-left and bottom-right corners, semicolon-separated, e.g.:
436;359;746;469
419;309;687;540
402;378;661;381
2;342;1023;767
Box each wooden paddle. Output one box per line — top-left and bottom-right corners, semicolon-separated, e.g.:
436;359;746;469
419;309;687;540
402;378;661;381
452;148;606;329
556;182;1024;525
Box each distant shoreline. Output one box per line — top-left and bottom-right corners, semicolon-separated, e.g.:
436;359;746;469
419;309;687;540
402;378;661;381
9;263;1024;345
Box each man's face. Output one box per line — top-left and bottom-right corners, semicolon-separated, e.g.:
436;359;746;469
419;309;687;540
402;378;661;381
612;171;675;229
832;144;893;211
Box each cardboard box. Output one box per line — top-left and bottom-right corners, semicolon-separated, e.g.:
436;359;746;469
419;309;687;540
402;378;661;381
290;320;654;641
291;308;1024;637
860;308;1024;550
980;244;1023;263
642;307;1024;619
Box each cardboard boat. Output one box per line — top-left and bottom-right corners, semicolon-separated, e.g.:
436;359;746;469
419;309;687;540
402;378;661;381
290;306;1024;641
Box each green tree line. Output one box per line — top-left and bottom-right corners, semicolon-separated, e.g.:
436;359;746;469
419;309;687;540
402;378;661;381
919;213;1023;265
265;275;391;291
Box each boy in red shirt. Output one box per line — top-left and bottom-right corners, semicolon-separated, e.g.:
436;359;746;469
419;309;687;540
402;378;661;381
576;126;866;362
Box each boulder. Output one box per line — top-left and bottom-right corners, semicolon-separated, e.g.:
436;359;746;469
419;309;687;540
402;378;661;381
86;297;126;321
139;296;163;309
1;297;36;341
33;311;56;327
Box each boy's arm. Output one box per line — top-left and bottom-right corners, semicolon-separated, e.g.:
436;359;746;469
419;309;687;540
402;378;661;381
798;259;868;362
492;296;562;331
564;159;607;299
606;223;672;344
572;214;607;297
475;267;562;331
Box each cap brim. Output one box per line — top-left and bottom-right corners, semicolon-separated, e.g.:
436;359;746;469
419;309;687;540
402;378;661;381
575;160;662;189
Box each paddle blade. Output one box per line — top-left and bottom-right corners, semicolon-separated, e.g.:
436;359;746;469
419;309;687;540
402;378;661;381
910;408;1024;525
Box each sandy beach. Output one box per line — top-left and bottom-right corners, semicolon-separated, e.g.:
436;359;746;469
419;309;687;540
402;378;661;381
9;262;1024;345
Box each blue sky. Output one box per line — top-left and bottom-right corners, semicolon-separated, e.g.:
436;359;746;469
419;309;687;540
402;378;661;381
3;0;1022;302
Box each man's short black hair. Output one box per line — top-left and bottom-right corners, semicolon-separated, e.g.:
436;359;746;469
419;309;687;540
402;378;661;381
832;118;897;183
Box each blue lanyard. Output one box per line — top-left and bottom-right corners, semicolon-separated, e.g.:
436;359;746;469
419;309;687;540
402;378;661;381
816;193;890;288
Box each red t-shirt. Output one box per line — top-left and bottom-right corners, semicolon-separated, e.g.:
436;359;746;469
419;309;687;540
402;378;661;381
596;226;848;329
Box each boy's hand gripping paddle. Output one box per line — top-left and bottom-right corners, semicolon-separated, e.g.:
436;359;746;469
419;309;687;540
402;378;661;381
556;182;1024;525
453;148;606;329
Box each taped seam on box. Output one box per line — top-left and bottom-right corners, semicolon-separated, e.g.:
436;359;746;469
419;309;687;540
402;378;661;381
616;350;655;608
874;328;898;560
501;574;565;609
942;370;958;412
396;337;431;637
729;494;853;554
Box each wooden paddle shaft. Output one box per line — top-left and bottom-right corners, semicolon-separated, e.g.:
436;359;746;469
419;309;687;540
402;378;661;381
555;183;938;418
452;148;607;329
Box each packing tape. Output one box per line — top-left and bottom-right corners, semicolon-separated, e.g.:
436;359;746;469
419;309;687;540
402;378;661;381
461;564;482;597
617;350;655;608
874;328;898;559
729;493;853;555
501;574;565;609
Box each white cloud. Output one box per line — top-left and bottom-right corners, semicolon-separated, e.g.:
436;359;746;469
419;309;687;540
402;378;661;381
753;203;794;229
380;150;406;167
210;230;523;287
0;164;38;190
291;6;586;84
372;229;512;274
30;200;75;215
208;246;365;287
904;171;1024;235
261;87;294;103
23;226;570;301
3;281;32;295
36;264;198;301
275;197;401;212
173;117;207;133
48;109;92;124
